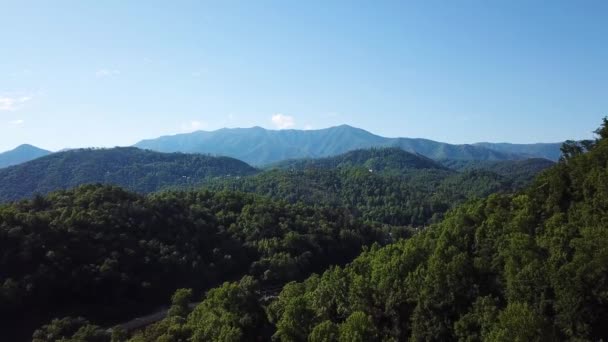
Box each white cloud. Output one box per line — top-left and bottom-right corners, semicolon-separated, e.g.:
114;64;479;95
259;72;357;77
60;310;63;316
181;120;207;132
95;69;121;78
271;113;295;129
8;119;24;125
304;124;313;130
0;95;31;111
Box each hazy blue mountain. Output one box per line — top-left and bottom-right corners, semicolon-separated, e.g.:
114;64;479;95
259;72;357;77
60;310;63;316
135;125;556;165
473;142;563;161
0;147;257;202
0;144;51;168
391;138;526;160
271;147;449;173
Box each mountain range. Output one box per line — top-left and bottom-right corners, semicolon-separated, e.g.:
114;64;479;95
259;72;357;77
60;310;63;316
0;125;564;169
0;144;51;168
134;125;563;165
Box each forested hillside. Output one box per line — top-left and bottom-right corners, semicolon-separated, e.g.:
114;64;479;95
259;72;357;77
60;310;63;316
270;147;448;173
0;147;257;202
208;148;543;227
440;158;555;187
55;119;604;342
8;120;606;341
0;186;384;341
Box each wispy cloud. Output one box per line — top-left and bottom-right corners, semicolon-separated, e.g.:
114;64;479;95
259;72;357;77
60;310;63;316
304;124;313;130
271;113;295;129
95;69;121;78
181;120;207;132
8;119;24;126
0;95;32;111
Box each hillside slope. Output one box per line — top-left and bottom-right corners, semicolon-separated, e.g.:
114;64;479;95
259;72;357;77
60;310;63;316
262;120;608;341
270;147;448;172
0;147;257;202
440;158;555;187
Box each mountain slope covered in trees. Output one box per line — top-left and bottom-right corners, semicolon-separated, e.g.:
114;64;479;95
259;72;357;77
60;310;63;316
260;121;608;341
207;148;545;227
0;186;385;341
0;144;51;168
270;147;448;173
134;125;559;165
440;158;555;187
90;119;608;342
0;147;257;202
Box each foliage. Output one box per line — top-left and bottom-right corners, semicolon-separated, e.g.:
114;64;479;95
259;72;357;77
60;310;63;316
0;186;381;340
265;119;608;340
0;147;257;202
32;317;107;342
206;156;532;227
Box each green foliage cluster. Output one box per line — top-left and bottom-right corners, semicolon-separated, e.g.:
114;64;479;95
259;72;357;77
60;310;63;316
0;147;257;202
0;186;382;340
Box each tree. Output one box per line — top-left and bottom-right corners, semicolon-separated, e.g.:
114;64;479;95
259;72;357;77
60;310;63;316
486;303;550;342
167;288;193;319
338;311;378;342
309;321;339;342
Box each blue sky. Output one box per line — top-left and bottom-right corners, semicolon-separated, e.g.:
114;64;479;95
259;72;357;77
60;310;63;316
1;0;607;151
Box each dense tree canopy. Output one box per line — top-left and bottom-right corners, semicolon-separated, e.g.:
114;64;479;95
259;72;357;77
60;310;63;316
106;119;608;341
0;147;257;202
5;120;605;341
207;164;531;227
0;186;382;340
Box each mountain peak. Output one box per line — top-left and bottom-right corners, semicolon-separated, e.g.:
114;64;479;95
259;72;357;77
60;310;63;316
0;144;52;169
14;143;45;151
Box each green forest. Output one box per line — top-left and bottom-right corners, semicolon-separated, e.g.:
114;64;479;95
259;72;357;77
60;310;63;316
1;120;606;341
0;147;257;202
206;148;552;226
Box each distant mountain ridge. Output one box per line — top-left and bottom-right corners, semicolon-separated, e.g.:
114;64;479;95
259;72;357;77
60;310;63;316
0;147;256;202
473;142;563;161
0;144;51;168
134;125;562;165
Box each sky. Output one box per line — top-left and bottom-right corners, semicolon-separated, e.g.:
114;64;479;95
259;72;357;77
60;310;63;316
1;0;607;151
